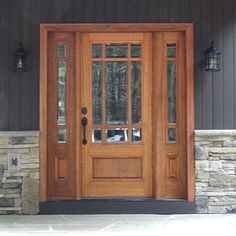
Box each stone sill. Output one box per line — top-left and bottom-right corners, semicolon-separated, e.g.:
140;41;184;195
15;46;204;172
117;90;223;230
0;131;39;137
195;130;236;142
195;130;236;137
0;207;21;211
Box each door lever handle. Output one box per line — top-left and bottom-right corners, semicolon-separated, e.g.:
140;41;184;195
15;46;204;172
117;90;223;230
81;117;88;145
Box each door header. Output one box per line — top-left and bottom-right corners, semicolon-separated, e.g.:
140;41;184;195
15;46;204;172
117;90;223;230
40;23;193;33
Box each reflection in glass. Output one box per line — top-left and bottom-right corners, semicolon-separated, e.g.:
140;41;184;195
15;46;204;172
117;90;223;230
92;44;102;58
168;61;176;124
132;128;142;143
167;43;176;57
131;44;141;58
57;62;66;125
168;128;176;142
93;62;102;124
106;62;128;125
106;44;128;58
57;129;66;143
132;62;142;124
92;129;102;143
106;128;128;143
57;43;66;58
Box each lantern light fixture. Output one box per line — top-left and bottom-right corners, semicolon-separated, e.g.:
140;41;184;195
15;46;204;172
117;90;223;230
204;41;221;72
13;42;28;72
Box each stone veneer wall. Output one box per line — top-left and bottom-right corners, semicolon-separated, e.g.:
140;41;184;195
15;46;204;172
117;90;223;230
1;130;236;214
195;130;236;213
0;131;39;214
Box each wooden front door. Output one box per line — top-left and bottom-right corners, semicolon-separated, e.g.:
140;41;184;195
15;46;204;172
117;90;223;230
81;33;152;197
42;24;194;201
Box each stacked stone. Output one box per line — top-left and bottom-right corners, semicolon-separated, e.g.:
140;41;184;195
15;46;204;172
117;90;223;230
0;131;39;214
195;130;236;213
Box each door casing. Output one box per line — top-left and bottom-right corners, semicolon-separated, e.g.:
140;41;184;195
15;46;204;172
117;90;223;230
40;23;195;202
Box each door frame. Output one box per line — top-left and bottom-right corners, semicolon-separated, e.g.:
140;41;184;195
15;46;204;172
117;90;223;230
40;23;194;202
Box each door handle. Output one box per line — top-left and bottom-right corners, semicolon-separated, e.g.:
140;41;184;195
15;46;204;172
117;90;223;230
81;117;88;145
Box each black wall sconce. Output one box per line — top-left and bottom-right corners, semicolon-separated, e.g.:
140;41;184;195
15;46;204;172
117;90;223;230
13;42;28;72
204;41;221;72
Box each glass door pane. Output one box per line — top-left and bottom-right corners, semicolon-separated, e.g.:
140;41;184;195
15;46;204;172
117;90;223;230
106;62;128;125
91;43;143;144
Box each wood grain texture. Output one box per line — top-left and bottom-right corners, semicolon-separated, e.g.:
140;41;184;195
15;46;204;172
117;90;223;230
186;25;195;201
93;157;142;179
81;32;152;197
39;26;48;202
40;23;194;201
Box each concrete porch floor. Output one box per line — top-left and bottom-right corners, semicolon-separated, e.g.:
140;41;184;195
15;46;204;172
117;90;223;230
0;214;236;236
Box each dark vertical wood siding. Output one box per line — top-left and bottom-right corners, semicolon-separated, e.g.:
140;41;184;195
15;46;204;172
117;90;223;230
0;0;235;130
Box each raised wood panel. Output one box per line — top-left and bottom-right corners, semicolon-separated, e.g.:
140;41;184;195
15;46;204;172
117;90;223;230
92;157;142;179
155;32;187;199
166;156;178;180
55;157;68;180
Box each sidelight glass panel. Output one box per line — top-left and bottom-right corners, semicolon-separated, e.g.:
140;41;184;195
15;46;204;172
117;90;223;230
132;128;142;143
57;62;66;125
131;44;141;58
92;44;102;58
132;61;142;125
57;129;66;143
167;61;176;124
92;129;102;143
168;128;176;142
105;44;128;58
106;62;128;125
57;43;66;58
167;43;176;58
92;62;102;124
106;128;128;143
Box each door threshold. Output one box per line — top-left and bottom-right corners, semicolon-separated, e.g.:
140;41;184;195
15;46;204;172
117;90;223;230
39;198;195;214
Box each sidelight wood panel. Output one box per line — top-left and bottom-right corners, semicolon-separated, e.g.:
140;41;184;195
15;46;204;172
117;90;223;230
154;32;187;199
47;32;76;199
